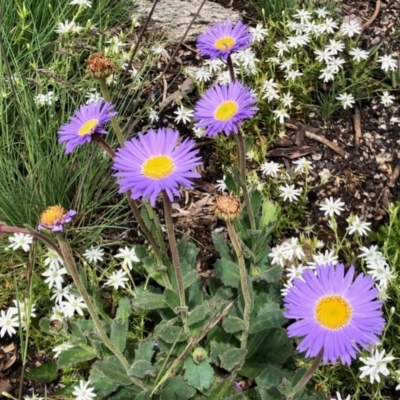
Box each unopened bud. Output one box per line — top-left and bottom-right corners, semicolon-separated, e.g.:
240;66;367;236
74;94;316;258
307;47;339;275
192;347;207;363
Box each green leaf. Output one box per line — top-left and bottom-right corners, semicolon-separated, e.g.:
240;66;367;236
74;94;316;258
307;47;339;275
154;322;187;344
183;356;214;392
249;310;286;334
165;289;180;310
67;320;87;343
183;270;199;289
214;258;240;288
187;304;208;326
222;316;246;333
108;387;142;399
212;232;233;261
92;356;131;386
134;390;153;400
127;360;157;378
250;189;262;216
208;380;233;399
260;201;280;228
256;265;283;283
132;292;167;310
110;318;128;352
57;347;96;369
89;369;119;397
209;341;232;366
219;348;247;372
116;297;132;321
135;338;156;362
25;363;58;383
255;365;289;388
160;376;196;400
258;386;283;400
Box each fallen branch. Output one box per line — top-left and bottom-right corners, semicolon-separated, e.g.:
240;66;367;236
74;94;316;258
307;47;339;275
363;0;381;29
353;106;362;148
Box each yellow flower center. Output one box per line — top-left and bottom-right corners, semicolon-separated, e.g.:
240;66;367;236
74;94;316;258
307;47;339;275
40;205;65;226
215;36;236;51
78;119;99;136
314;295;352;330
214;100;239;121
142;155;175;179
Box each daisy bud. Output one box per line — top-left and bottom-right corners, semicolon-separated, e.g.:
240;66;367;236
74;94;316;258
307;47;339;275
215;195;241;222
86;52;115;79
192;347;207;363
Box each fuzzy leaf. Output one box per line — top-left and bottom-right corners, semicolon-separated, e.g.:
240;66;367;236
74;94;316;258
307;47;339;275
154;323;187;344
25;363;58;382
165;289;180;310
214;258;240;288
135;338;156;362
116;297;132;321
208;380;233;399
89;369;119;397
132;292;167;310
256;265;283;283
183;356;214;392
92;356;131;386
160;376;196;400
187;304;208;326
110;318;128;352
212;232;233;261
128;360;157;378
57;347;96;369
183;270;199;289
260;201;280;227
222;316;246;333
249;310;286;334
219;348;247;372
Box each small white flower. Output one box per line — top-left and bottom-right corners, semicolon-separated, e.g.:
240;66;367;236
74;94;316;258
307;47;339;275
114;246;139;270
293;9;312;25
105;37;126;54
308;250;338;268
278;184;301;203
319;18;339;34
281;282;293;297
216;175;228;193
267;57;280;64
262;87;280;102
51;286;70;304
380;91;395;106
327;57;345;73
279;59;295;71
337;93;355;109
285;69;303;81
61;294;87;318
216;70;233;85
204;58;224;73
314;48;333;63
281;237;305;261
55;20;83;35
293;157;313;173
44;248;64;270
319;66;335;82
8;233;33;252
9;299;36;328
274;41;289;57
105;269;129;290
42;266;68;289
34;91;58;107
286;264;307;282
0;308;19;337
72;380;97;400
359;349;395;384
246;150;256;160
331;392;351;400
52;342;73;358
319;197;345;217
325;39;345;55
358;245;380;261
340;19;362;37
260;161;281;177
151;46;169;57
69;0;92;8
378;54;398;72
281;92;294;109
269;245;286;267
249;23;268;43
174;106;194;124
194;67;212;83
368;263;395;290
314;7;329;18
84;90;102;104
273;109;290;124
83;246;104;264
349;47;369;62
287;34;309;49
50;305;66;322
346;215;371;236
148;108;159;123
193;126;205;138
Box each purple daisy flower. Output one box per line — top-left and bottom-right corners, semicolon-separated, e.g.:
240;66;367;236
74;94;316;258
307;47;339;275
197;20;252;60
284;263;384;365
194;81;258;136
58;100;117;154
112;128;202;206
38;205;77;232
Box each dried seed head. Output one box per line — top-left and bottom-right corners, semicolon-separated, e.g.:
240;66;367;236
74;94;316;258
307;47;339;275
86;52;115;79
215;195;241;222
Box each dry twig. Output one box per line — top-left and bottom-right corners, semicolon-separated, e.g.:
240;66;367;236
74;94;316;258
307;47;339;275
363;0;381;29
353;106;362;148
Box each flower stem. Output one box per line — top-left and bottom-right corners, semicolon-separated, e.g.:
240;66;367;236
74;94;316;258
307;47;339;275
226;221;251;349
234;131;256;231
98;77;125;147
162;191;186;311
287;349;323;400
56;234;147;390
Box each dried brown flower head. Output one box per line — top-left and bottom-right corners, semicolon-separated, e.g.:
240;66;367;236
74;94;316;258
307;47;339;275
215;195;241;222
86;52;115;79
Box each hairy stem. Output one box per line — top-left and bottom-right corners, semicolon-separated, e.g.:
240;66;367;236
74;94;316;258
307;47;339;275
226;222;251;349
56;234;147;390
